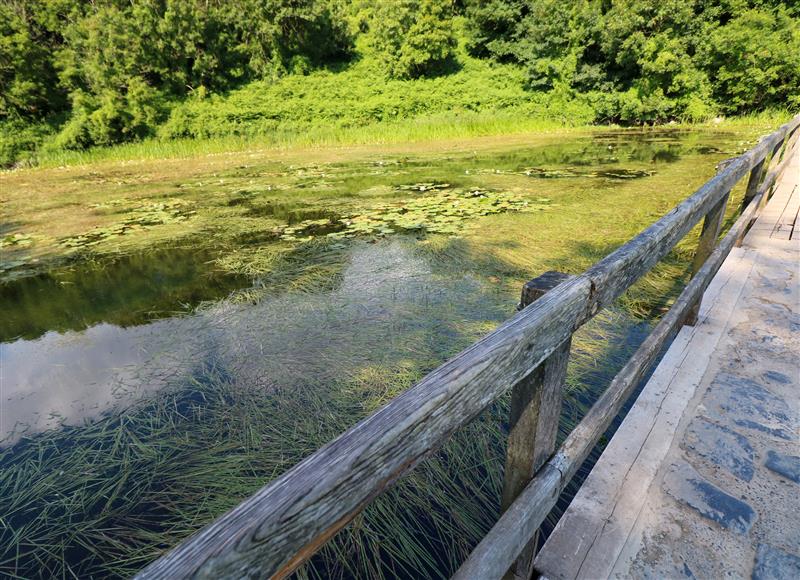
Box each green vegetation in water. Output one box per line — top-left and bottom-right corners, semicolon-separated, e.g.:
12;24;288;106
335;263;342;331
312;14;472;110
0;129;767;577
280;188;551;241
0;233;34;248
522;167;655;179
6;126;761;283
0;363;509;579
59;200;196;250
0;261;650;579
0;234;37;273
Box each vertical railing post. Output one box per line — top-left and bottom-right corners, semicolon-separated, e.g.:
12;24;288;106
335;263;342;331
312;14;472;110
736;137;785;247
502;271;573;580
740;157;766;210
761;137;787;205
683;192;730;326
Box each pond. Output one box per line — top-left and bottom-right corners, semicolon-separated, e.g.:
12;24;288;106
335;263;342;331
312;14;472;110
0;128;754;578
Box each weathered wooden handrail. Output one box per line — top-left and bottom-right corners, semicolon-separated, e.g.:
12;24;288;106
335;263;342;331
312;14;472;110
736;121;800;245
137;113;800;579
454;126;799;579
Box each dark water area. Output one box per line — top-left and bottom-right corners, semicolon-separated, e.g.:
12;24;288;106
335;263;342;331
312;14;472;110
0;248;250;342
0;128;750;578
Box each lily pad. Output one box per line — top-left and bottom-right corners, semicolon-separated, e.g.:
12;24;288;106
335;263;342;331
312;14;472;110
0;233;34;248
278;188;550;243
59;199;196;249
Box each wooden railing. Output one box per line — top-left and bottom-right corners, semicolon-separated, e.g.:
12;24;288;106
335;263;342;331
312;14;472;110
138;113;800;580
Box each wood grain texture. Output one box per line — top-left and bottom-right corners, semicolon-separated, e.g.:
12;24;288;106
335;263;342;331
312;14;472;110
683;191;729;325
137;113;800;580
501;337;570;511
453;181;769;580
504;270;575;513
503;273;574;580
737;128;800;246
505;341;571;580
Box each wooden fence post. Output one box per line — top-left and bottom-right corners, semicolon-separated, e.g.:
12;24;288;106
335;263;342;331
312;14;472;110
503;271;573;580
760;138;787;206
740;158;766;210
683;193;729;325
736;138;785;247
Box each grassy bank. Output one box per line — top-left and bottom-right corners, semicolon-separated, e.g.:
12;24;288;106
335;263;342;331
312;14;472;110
30;110;582;169
3;41;791;171
15;110;793;173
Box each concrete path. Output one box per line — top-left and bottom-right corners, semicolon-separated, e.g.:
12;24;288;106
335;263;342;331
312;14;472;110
535;149;799;579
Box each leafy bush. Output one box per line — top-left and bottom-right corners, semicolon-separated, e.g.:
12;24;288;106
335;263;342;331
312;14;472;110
158;58;535;140
1;0;798;165
464;0;800;123
702;7;800;114
0;117;57;167
0;2;65;118
368;0;457;79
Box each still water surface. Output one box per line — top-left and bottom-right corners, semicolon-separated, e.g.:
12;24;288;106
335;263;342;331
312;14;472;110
0;129;748;578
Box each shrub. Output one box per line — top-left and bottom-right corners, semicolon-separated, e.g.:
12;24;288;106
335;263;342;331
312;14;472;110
0;117;57;167
702;7;800;114
368;0;457;79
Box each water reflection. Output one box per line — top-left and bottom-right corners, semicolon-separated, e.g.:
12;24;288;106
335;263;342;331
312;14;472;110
1;241;508;446
2;321;179;442
0;248;249;342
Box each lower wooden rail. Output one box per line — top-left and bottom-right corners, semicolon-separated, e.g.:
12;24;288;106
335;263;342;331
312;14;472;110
453;136;793;578
137;113;800;580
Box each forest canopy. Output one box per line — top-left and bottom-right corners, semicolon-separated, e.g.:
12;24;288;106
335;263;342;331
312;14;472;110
1;0;799;164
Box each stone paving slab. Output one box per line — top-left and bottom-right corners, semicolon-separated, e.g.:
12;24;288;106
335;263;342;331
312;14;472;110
535;149;799;579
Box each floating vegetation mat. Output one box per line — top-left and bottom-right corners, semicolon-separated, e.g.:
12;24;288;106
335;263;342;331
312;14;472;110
59;201;196;249
0;234;36;273
521;167;655;179
0;233;34;249
280;188;551;241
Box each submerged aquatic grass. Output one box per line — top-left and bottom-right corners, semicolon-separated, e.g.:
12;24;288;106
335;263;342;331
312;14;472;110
280;187;550;241
0;301;647;579
0;125;770;578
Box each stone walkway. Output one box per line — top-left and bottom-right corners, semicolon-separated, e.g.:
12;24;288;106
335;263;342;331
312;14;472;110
535;149;799;579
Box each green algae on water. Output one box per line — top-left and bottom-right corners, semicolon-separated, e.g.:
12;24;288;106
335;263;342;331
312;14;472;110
280;188;551;242
60;200;197;249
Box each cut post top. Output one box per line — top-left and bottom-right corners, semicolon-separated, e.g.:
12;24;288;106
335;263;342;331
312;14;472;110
520;271;576;309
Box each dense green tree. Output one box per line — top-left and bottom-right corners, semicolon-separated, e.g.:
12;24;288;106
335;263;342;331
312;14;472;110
464;0;525;60
0;1;66;118
595;0;713;121
238;0;352;76
510;1;599;90
464;0;799;122
702;6;800;113
2;0;800;163
48;0;352;148
369;0;457;79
